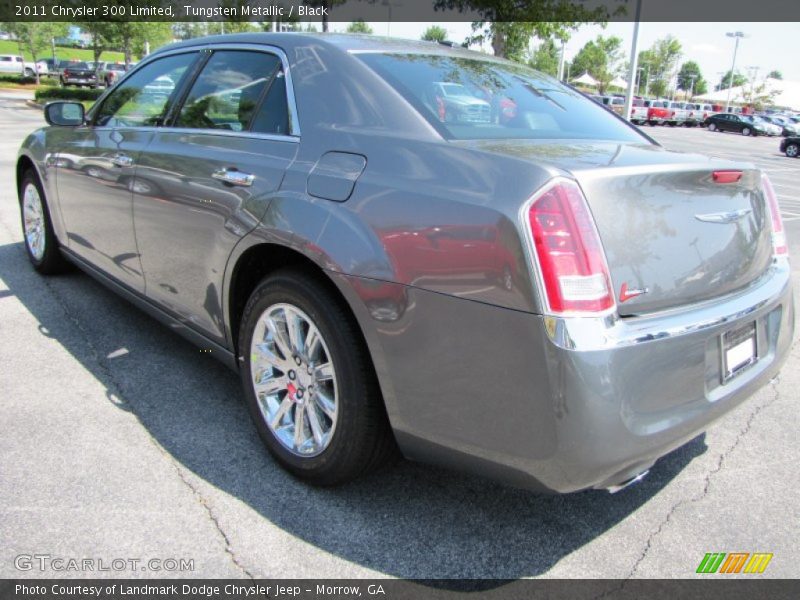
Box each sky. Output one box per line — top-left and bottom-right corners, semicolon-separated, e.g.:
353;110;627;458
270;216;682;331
327;21;800;86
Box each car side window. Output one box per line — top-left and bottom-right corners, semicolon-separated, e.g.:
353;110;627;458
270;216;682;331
93;53;196;128
250;69;291;135
174;50;281;132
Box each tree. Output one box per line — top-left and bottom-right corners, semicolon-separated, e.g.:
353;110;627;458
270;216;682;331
767;70;783;80
716;70;747;91
528;38;560;77
434;1;613;60
79;22;117;70
569;35;623;94
676;61;707;99
1;22;68;83
173;23;207;40
346;20;373;34
421;25;448;43
638;36;682;98
101;23;172;65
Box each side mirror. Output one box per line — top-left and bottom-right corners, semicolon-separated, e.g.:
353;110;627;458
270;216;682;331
44;101;85;127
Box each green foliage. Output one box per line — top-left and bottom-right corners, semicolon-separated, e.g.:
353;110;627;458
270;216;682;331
676;61;707;97
528;39;560;77
434;1;616;60
35;87;104;102
767;70;783;80
346;20;373;34
716;70;747;91
0;40;124;63
0;74;58;85
570;35;622;94
638;36;682;98
421;26;448;43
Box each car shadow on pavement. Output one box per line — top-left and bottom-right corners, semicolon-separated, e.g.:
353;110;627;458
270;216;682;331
0;241;708;581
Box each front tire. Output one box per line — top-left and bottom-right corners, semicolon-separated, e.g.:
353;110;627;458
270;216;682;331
708;122;716;132
19;170;68;274
742;127;751;136
239;269;395;485
786;143;799;158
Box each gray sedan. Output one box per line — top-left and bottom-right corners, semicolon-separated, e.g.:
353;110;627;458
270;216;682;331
16;34;794;494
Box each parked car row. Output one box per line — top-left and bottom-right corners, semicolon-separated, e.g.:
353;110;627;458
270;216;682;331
33;58;135;87
629;98;717;127
705;113;784;137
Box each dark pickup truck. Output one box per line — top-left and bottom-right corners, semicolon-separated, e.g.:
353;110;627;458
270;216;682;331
60;61;98;88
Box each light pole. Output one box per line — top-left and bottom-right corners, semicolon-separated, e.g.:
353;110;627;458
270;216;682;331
687;75;697;101
623;0;642;122
557;40;566;81
724;31;746;113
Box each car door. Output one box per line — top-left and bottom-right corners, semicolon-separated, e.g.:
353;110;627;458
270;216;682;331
54;52;199;291
132;47;299;344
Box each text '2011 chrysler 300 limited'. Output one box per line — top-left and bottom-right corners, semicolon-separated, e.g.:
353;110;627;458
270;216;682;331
17;34;794;493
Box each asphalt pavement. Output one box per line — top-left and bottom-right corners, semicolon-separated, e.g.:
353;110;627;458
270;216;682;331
0;97;798;580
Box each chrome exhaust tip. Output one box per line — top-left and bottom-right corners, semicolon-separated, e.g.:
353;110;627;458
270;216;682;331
606;469;649;494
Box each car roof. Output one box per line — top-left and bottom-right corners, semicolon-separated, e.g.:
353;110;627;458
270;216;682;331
154;32;504;63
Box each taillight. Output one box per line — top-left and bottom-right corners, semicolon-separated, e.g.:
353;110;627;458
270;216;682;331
526;179;614;314
762;174;788;256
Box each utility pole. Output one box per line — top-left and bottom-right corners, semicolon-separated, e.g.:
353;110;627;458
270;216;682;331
623;0;642;122
557;40;566;81
724;31;746;113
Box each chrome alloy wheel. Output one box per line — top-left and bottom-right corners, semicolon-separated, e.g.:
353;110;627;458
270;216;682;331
249;303;338;456
22;183;46;260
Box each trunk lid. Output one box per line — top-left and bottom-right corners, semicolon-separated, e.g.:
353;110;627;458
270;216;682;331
459;140;774;316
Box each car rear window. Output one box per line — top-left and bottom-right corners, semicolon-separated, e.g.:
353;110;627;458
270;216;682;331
356;53;645;142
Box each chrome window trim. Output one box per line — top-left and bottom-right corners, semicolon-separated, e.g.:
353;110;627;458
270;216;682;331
91;43;301;138
156;127;299;144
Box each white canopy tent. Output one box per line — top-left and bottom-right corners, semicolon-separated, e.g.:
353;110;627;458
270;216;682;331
694;78;800;111
572;72;599;87
609;76;628;90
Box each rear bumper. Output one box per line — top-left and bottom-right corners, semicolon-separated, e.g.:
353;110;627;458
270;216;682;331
534;260;793;492
362;260;794;494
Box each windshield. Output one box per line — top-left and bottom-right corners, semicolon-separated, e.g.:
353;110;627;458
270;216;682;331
357;53;645;142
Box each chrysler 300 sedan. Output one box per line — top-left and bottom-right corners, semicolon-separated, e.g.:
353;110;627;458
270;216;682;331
17;34;794;493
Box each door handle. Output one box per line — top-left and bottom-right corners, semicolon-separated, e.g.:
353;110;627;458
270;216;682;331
212;168;254;187
112;154;134;168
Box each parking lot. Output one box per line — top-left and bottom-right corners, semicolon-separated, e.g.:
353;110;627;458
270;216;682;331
643;124;800;224
0;97;798;580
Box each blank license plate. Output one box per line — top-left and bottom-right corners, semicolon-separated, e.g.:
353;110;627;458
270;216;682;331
721;322;757;383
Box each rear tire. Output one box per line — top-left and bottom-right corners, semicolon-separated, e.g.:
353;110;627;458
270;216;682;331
19;169;69;274
239;269;396;485
786;143;799;158
708;123;716;132
742;127;751;136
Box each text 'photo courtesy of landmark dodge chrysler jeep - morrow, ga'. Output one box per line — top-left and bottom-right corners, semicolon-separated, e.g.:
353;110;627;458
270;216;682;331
17;34;794;494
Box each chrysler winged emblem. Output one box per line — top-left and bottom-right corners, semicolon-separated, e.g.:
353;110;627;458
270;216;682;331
694;208;752;224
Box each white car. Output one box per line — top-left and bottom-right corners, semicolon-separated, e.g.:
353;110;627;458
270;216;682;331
0;54;47;76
